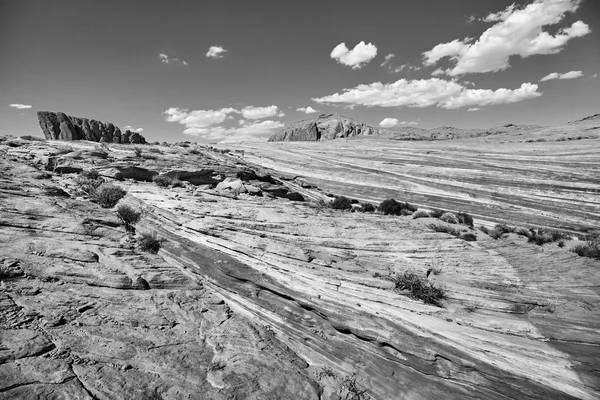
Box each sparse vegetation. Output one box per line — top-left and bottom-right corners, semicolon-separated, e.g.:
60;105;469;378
91;183;126;208
428;222;461;237
134;147;143;157
359;202;375;213
75;170;105;195
439;212;458;224
330;196;352;210
412;210;430;219
428;209;445;218
495;224;517;234
153;174;184;188
148;148;162;154
526;228;569;246
572;236;600;259
461;232;477;242
116;205;141;231
392;271;446;307
138;233;161;253
464;300;483;313
488;228;507;240
456;212;474;227
378;198;418;216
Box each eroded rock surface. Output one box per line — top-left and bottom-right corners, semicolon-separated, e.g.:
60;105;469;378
1;137;599;399
268;113;381;142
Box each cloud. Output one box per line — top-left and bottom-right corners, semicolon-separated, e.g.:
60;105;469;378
593;73;598;78
164;107;239;130
422;0;590;75
380;53;395;67
240;105;279;120
159;53;188;66
539;70;583;81
297;106;318;114
312;78;541;109
206;46;227;59
467;108;480;112
330;41;378;69
123;125;144;133
9;104;32;109
379;118;399;128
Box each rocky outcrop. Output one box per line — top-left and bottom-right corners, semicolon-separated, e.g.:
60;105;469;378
268;113;381;142
37;111;146;144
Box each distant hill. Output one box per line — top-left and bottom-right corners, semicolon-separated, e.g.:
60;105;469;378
387;124;545;141
268;114;381;142
568;113;600;124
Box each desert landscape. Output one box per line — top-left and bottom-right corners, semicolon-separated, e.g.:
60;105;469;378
0;110;599;399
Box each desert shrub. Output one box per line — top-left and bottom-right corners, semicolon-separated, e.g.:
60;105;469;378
81;169;100;180
379;198;417;216
515;227;531;237
461;232;478;242
116;204;141;229
138;233;161;253
91;183;126;208
393;271;446;307
478;225;490;235
148;148;162;154
439;212;458;224
330;196;352;210
456;212;474;227
571;237;600;259
153;174;184;188
133;147;143;157
412;210;430;219
360;202;376;213
429;209;445;219
75;170;105;195
464;300;483;313
428;223;461;237
488;229;507;240
495;224;517;234
527;228;569;246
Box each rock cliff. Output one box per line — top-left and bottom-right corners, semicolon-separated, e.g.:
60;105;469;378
37;111;146;144
268;113;380;142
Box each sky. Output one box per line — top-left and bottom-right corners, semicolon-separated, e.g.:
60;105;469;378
1;0;599;143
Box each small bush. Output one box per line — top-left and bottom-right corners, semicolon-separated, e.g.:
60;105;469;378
429;209;445;219
81;170;100;180
379;198;417;216
91;183;126;208
412;210;430;219
138;233;161;253
488;229;507;240
572;237;600;259
393;271;446;307
515;227;531;237
116;205;141;228
495;224;516;234
428;223;461;237
134;147;143;157
461;232;478;242
464;300;483;313
360;202;376;213
456;212;474;227
330;196;352;210
75;172;105;195
153;174;184;188
439;212;458;224
478;225;490;235
527;228;569;246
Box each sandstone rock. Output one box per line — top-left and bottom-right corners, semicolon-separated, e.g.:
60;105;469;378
216;178;245;192
98;165;158;182
163;170;220;186
268;113;381;142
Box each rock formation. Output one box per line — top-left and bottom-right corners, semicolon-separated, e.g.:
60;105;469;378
37;111;145;144
268;113;381;142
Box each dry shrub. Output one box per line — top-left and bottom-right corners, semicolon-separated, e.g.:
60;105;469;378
91;183;126;208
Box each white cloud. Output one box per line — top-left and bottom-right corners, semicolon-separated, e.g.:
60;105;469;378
206;45;227;59
240;105;279;120
9;104;32;109
380;53;395;67
431;68;446;76
123;125;144;133
408;121;419;125
540;70;583;81
297;106;319;114
330;41;378;69
422;0;590;75
379;118;399;128
159;53;188;66
312;78;541;109
593;73;598;78
467;108;480;112
163;107;238;129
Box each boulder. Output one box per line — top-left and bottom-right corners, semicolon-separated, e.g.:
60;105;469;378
163;170;221;186
98;165;158;182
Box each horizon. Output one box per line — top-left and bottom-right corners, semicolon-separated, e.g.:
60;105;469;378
2;0;599;143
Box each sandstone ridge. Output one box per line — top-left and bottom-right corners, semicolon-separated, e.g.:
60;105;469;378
268;113;381;142
37;111;146;144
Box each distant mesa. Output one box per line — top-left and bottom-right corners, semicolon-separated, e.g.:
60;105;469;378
568;113;600;124
37;111;146;144
268;113;381;142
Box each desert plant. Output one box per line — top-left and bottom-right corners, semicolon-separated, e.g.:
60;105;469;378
379;198;417;216
488;229;507;240
75;171;105;195
330;196;352;210
428;222;461;237
527;228;568;246
439;212;458;224
138;233;161;253
148;148;162;154
412;210;430;219
133;147;143;157
572;237;600;259
495;224;517;234
91;183;126;208
461;232;478;242
515;227;531;237
428;209;445;218
360;202;375;213
456;212;474;227
81;169;100;180
116;204;141;230
392;271;446;307
464;300;483;313
478;225;490;235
